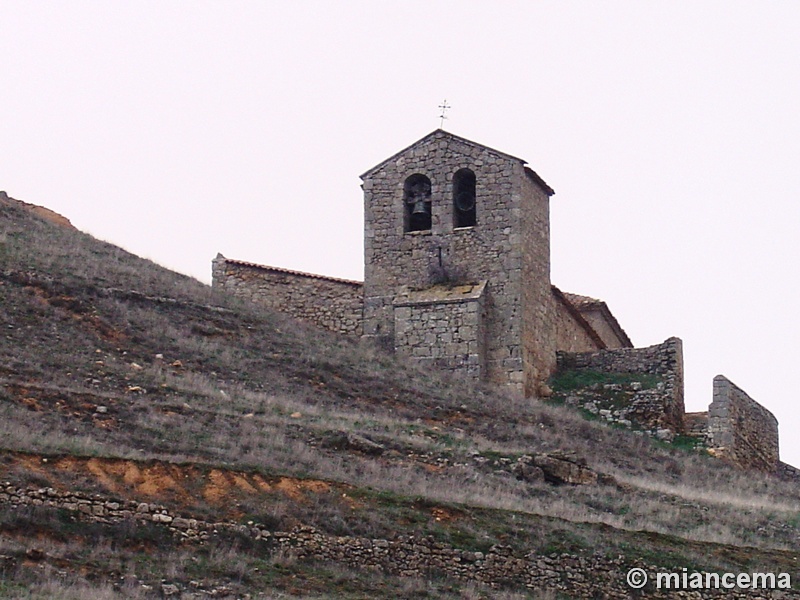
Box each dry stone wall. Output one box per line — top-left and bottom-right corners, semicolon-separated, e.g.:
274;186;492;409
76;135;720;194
556;337;685;433
1;483;794;599
778;461;800;483
211;255;363;335
708;375;779;474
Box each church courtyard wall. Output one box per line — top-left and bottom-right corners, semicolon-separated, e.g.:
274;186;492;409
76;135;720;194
708;375;779;474
555;338;685;434
211;255;363;335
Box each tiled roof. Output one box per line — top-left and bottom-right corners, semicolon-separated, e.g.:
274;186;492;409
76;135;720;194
551;286;607;349
219;256;363;287
562;292;603;309
559;290;633;348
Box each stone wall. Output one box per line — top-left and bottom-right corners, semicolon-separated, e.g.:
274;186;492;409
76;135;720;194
708;376;779;474
211;255;363;335
362;130;554;392
551;288;604;354
520;167;558;395
556;337;685;433
684;411;710;442
778;461;800;483
572;305;631;349
393;282;486;381
1;483;793;598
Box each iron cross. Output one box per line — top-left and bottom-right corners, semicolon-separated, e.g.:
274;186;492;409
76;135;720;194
438;100;451;128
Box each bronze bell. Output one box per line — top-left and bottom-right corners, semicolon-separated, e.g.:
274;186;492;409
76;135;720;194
411;199;430;215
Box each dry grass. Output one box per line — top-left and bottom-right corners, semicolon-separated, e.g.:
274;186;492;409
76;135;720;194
1;198;800;596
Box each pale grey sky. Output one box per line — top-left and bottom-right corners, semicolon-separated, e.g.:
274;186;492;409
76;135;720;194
3;1;799;466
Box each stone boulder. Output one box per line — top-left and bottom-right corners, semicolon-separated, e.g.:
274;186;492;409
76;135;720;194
511;460;545;483
518;452;598;486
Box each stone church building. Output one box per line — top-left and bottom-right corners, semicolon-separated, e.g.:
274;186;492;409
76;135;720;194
213;129;631;397
212;129;793;477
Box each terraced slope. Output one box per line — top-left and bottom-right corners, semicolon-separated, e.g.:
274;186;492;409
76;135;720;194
0;195;798;599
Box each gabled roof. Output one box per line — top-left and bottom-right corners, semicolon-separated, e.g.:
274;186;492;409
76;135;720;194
551;286;607;349
360;129;554;195
561;291;633;348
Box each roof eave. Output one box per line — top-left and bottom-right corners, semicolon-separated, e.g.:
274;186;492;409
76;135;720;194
220;256;363;287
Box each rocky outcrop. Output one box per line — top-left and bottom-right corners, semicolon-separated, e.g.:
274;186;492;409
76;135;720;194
514;452;598;485
0;191;74;229
321;431;385;456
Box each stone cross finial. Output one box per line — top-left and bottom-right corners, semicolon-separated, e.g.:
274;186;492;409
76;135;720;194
438;100;451;128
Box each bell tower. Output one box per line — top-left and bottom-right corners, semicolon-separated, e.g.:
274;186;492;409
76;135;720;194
360;130;556;394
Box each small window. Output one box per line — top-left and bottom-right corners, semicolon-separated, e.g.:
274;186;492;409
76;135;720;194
404;174;432;232
453;168;476;227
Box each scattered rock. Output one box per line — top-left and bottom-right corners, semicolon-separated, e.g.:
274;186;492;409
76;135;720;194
512;460;545;483
25;548;45;561
655;428;674;442
531;452;597;486
95;406;108;414
161;583;181;597
321;432;384;456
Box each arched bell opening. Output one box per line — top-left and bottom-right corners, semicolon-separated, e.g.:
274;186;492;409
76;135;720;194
404;174;432;232
453;168;476;228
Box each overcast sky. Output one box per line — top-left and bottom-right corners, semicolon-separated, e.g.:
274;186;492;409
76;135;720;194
3;1;800;466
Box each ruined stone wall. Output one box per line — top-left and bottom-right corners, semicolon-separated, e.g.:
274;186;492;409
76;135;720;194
778;461;800;483
556;338;685;433
708;376;779;474
1;484;792;598
684;411;710;442
393;284;485;381
362;131;551;390
211;256;363;335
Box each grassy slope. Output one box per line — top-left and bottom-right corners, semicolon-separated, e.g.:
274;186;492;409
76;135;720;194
0;197;798;598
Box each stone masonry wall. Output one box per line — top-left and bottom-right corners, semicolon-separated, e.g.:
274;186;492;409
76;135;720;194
362;131;553;391
211;255;363;335
1;484;793;599
520;167;558;396
577;306;629;349
551;290;604;354
556;337;685;433
708;376;779;474
393;284;485;381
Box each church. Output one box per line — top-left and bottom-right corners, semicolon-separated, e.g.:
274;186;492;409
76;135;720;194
213;129;631;397
212;129;793;476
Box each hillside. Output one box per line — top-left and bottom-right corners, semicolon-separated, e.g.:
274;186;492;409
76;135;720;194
0;194;798;599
